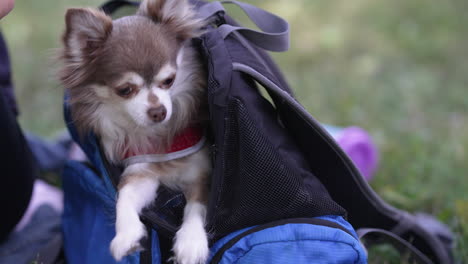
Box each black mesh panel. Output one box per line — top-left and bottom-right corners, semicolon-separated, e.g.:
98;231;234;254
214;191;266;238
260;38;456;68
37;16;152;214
207;98;345;240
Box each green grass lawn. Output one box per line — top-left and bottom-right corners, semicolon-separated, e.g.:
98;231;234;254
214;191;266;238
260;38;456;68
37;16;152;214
2;0;467;262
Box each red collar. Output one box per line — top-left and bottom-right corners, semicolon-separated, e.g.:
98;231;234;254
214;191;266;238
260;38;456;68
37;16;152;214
123;126;205;160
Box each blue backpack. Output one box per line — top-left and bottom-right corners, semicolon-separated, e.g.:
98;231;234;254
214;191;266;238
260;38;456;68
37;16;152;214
61;1;453;264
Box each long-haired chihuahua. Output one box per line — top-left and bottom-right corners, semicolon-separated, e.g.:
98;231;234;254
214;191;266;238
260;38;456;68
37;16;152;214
58;0;211;263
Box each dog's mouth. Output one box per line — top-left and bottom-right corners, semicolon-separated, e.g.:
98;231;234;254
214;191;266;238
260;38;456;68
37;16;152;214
144;116;171;129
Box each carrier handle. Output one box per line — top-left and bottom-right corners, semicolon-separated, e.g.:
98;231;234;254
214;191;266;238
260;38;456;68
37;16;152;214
200;0;290;52
357;228;434;264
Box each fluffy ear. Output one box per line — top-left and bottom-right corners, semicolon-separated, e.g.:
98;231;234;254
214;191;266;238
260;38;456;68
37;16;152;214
137;0;205;41
62;8;113;60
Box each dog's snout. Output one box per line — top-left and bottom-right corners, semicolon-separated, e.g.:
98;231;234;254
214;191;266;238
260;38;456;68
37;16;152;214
147;106;167;123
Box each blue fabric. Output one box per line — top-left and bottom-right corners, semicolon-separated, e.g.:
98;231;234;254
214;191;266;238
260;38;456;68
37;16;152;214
316;215;360;239
61;156;367;264
62;160;141;264
64;102;117;197
209;215;367;264
209;226;254;258
150;230;162;264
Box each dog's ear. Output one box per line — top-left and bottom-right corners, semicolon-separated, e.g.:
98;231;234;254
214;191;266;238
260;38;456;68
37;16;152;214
137;0;205;41
63;8;113;60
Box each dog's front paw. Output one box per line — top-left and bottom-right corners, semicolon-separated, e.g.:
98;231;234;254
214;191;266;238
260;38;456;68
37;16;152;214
110;224;147;261
173;223;209;264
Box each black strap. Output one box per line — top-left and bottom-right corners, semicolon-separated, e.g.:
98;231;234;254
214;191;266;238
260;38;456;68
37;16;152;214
139;224;152;264
357;228;434;264
100;0;140;15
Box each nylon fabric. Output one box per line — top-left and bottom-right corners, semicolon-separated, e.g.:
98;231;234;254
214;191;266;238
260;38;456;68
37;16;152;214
209;215;366;264
64;102;118;196
62;161;141;264
217;1;290;52
196;1;225;21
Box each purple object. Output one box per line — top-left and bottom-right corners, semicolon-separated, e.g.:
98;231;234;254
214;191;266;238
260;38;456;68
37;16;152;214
325;126;379;181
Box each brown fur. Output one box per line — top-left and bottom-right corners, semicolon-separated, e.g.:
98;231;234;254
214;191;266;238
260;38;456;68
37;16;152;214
58;2;207;154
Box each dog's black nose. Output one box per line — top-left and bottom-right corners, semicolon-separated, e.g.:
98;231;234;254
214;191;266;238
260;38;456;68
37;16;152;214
147;106;167;123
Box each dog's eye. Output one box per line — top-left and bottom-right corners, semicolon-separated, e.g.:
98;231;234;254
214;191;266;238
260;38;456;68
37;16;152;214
161;75;175;89
117;86;133;97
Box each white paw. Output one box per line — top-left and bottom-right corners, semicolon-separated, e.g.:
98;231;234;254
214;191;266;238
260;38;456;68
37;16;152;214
173;223;209;264
110;223;146;261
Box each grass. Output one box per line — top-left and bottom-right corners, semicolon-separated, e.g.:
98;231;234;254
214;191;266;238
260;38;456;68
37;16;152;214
2;0;467;262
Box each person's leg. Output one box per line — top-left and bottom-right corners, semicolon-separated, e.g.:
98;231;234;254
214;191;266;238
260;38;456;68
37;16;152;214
0;92;36;241
25;132;74;172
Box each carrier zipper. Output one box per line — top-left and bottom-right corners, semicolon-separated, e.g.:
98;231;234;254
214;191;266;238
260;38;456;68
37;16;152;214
210;218;355;264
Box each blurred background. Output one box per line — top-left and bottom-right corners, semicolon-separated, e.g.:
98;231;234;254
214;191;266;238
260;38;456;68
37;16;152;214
1;0;467;262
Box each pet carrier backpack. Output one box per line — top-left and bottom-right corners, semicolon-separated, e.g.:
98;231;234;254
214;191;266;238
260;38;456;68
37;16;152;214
61;1;455;263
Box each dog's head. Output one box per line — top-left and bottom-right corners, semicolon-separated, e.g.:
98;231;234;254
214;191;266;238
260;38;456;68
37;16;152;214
60;0;206;137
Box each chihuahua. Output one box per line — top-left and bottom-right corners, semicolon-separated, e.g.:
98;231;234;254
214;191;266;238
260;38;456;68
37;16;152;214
58;0;210;263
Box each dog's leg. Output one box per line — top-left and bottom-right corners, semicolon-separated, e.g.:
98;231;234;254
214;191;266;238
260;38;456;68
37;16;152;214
173;177;209;264
110;165;159;261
